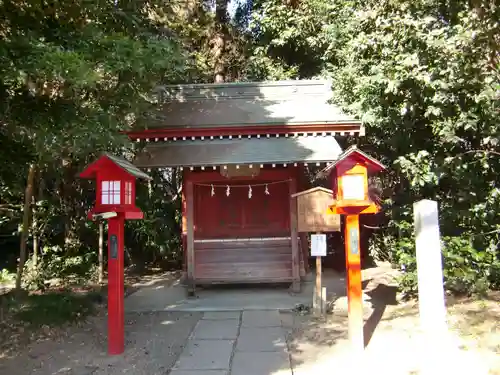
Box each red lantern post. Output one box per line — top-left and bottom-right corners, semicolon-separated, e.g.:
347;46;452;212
79;153;151;355
324;146;386;352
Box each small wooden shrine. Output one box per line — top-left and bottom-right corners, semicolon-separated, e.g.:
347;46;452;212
129;80;364;292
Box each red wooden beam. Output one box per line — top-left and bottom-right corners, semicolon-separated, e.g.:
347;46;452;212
124;123;362;140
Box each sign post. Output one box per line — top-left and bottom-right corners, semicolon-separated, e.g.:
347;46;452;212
322;145;386;352
292;187;341;316
79;153;151;355
311;233;327;315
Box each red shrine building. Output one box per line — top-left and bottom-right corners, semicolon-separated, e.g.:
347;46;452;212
129;80;363;293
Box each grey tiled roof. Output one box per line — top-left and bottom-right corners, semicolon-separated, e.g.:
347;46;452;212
134;136;343;167
103;153;152;180
149;80;360;129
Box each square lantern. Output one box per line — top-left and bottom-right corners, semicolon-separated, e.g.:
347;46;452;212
321;146;385;215
79;153;151;220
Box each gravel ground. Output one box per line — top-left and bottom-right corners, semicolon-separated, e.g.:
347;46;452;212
0;311;202;375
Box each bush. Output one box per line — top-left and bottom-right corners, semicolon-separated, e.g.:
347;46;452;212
23;246;99;291
441;236;499;296
392;233;500;298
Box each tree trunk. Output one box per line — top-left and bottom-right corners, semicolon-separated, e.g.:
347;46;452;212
213;0;229;83
31;168;42;267
32;195;38;267
15;163;36;291
62;159;75;251
213;32;226;83
98;221;104;284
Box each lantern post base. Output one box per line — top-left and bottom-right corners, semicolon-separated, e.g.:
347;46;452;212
345;214;364;352
107;214;125;355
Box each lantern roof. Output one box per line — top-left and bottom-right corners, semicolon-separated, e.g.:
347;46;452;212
79;153;152;180
317;145;386;178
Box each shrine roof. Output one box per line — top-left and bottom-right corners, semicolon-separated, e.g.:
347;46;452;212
134;136;343;168
141;80;361;133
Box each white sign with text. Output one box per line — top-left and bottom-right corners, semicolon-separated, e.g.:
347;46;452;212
310;234;327;257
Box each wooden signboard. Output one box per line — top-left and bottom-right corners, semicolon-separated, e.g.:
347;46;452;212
292;187;338;317
292;187;340;233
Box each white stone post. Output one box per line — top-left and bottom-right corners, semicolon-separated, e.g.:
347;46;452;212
413;199;448;374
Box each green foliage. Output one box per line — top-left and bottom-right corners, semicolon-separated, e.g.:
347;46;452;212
0;0;192;288
441;236;499;295
395;233;500;298
1;1;189;162
326;0;500;296
245;0;500;296
22;247;99;291
125;169;183;268
0;269;15;284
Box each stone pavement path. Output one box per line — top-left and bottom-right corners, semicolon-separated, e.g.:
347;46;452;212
170;310;292;375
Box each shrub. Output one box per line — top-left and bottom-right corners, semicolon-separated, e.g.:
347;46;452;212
23;245;99;291
392;233;500;298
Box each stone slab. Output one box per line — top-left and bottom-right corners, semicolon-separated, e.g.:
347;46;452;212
125;275;318;312
236;327;287;352
191;319;240;340
173;339;234;370
241;310;282;327
169;371;228;375
231;351;292;375
202;311;241;320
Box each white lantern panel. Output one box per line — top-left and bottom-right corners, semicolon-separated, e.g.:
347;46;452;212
101;180;121;205
112;180;121;204
342;174;365;200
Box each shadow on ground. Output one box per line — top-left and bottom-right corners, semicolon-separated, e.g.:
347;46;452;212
0;310;202;375
364;283;399;347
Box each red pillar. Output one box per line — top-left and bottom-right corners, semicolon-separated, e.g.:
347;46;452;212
107;214;125;355
345;214;363;351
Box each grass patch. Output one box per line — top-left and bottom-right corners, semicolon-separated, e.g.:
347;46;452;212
2;288;103;327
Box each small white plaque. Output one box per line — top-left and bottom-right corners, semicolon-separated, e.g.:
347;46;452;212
342;174;365;200
311;234;327;257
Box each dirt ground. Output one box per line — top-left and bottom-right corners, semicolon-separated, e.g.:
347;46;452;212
282;265;500;375
0;269;186;375
0;265;499;375
0;310;202;375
